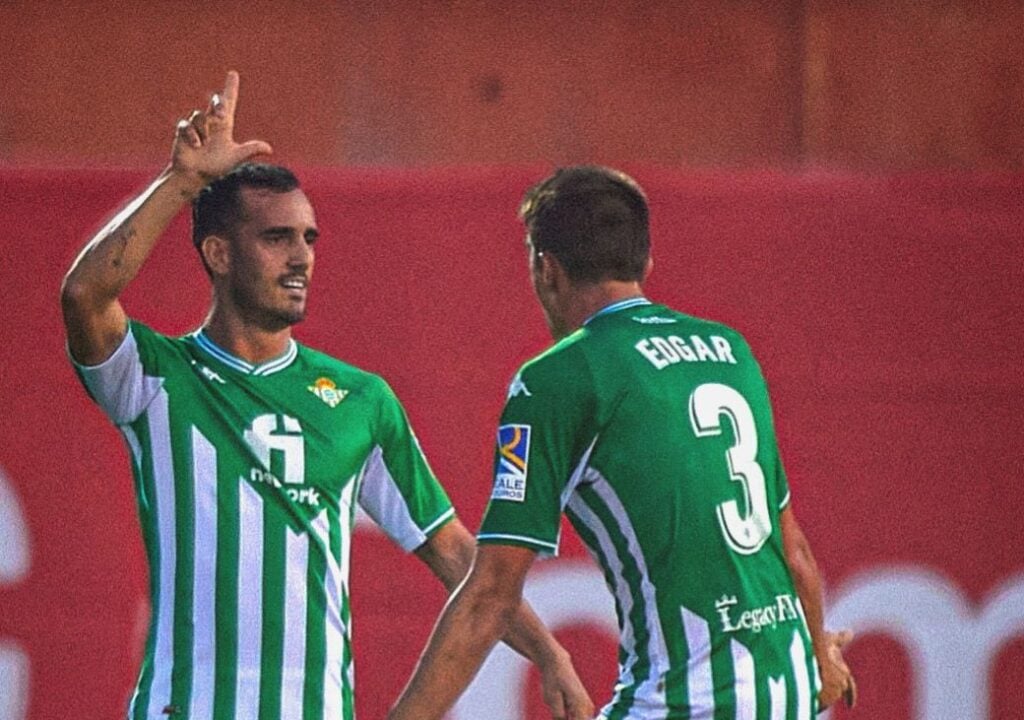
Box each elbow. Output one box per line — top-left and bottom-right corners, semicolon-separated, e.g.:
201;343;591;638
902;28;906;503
60;270;110;321
60;273;89;317
460;573;519;638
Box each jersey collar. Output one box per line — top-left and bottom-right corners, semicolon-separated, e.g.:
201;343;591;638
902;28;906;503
583;296;652;326
192;330;298;377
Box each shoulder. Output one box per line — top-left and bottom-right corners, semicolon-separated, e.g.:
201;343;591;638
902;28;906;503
507;330;596;404
294;342;401;404
519;329;591;381
128;319;194;365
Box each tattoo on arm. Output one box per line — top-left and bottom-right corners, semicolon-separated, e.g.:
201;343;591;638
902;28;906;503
107;226;136;269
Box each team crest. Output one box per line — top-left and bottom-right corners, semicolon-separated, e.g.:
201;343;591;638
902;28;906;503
493;424;531;502
307;377;348;408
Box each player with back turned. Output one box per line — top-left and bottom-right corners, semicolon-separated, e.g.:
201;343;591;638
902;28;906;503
389;166;857;719
60;72;591;720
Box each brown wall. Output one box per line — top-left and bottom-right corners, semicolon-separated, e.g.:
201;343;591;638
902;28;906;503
1;0;1021;169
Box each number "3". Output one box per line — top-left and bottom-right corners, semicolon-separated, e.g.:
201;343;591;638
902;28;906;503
689;383;772;555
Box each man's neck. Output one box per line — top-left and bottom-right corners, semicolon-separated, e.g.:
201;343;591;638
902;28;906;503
555;281;646;338
201;310;293;365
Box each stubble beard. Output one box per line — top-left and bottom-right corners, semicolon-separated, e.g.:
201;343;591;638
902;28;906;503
230;278;307;332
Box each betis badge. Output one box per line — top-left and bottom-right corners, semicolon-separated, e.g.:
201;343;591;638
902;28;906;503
308;377;348;408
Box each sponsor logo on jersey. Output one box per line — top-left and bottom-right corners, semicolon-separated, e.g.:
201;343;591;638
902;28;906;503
493;424;531;502
308;377;348;407
250;466;321;507
714;592;801;634
507;373;532;399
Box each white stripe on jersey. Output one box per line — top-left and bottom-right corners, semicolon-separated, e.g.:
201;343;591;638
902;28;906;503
560;436;599;511
339;480;356;595
281;525;310;718
789;631;813;720
769;676;787;720
339;480;357;696
680;607;715;717
567;495;641;693
236;481;265;718
147;390;176;720
190;428;218;719
311;510;345;720
730;639;756;720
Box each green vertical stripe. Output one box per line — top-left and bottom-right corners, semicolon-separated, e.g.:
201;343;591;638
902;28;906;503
710;642;734;720
170;413;196;714
258;509;287;720
303;540;327;720
213;472;241;719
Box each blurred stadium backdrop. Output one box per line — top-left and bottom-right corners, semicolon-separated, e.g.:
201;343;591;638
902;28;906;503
0;2;1021;719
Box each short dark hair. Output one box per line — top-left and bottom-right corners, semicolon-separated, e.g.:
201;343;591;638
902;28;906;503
191;163;300;270
518;165;650;283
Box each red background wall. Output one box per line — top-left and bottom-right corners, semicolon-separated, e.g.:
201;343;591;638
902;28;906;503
1;1;1022;718
0;167;1021;719
1;1;1021;169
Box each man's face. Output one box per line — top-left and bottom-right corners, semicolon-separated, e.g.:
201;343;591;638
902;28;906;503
224;187;319;331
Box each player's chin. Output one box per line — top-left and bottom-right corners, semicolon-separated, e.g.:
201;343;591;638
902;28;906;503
271;303;307;327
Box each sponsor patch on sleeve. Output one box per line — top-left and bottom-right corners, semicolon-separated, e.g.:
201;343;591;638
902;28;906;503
492;424;531;502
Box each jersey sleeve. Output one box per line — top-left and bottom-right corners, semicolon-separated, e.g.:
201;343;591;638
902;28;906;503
69;320;167;426
357;379;454;552
477;344;596;556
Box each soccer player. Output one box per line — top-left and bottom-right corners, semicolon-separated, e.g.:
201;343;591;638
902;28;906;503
60;72;591;720
389;166;857;720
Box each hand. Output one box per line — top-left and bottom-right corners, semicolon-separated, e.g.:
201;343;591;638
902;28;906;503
817;629;857;710
171;70;272;187
538;651;595;720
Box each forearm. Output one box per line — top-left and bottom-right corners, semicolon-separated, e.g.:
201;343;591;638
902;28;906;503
502;600;569;667
790;546;828;656
61;166;206;363
781;510;829;658
63;166;203;304
417;523;565;667
389;582;516;720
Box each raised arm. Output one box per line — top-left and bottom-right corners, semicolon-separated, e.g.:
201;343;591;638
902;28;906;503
60;71;272;364
411;522;593;720
780;505;857;709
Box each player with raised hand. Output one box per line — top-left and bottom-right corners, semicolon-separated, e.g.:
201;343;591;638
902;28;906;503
63;70;272;365
61;73;591;720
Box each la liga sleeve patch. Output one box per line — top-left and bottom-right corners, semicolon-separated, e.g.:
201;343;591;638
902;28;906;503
492;424;531;502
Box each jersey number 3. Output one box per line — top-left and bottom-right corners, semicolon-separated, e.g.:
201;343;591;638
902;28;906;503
689;383;772;555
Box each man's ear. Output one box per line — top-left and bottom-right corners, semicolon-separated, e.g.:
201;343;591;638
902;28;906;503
537;251;569;290
201;235;231;276
643;255;654;283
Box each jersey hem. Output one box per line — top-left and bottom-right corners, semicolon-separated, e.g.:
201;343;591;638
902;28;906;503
476;533;558;554
420;507;456;539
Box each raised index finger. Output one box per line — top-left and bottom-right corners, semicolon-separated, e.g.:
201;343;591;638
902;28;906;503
220;70;240;118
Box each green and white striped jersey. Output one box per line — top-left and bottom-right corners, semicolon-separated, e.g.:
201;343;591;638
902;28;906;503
478;298;819;719
73;320;454;720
